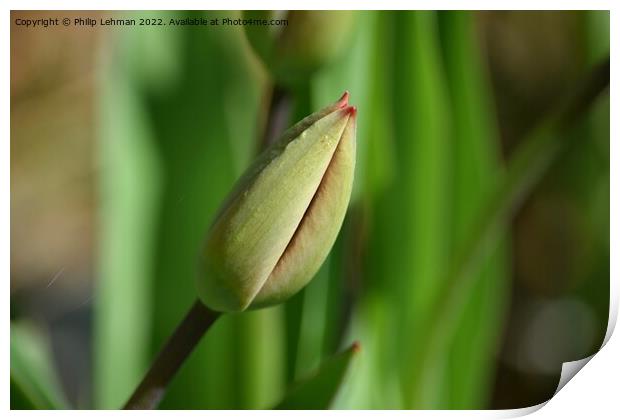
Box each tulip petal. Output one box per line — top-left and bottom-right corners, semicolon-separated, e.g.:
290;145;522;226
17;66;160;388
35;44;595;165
251;108;356;308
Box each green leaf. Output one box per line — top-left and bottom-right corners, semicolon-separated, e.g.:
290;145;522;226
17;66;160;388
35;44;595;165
438;11;509;408
11;322;69;409
274;342;360;409
387;11;452;408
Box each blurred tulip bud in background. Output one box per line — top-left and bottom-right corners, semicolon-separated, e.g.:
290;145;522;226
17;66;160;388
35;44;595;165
243;11;355;86
198;92;357;312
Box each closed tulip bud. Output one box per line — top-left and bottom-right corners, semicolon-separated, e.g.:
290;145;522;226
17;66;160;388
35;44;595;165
198;93;356;312
243;11;355;86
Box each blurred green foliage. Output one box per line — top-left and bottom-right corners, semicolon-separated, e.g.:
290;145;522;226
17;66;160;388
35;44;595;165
93;9;609;409
10;10;609;410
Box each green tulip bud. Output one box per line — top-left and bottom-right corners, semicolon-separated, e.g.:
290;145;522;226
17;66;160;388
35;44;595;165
243;11;355;86
198;93;356;312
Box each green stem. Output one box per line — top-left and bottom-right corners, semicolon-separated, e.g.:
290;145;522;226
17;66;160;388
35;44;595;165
123;301;220;409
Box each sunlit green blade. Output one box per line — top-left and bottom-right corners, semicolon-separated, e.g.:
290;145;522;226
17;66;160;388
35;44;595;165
438;11;509;408
328;10;400;409
95;11;163;407
274;343;360;409
11;322;69;409
389;11;452;408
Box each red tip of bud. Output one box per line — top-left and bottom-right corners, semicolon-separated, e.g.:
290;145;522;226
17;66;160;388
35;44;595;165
336;91;350;108
351;341;361;353
346;106;357;117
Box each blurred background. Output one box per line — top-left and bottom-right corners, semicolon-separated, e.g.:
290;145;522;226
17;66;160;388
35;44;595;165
10;10;609;410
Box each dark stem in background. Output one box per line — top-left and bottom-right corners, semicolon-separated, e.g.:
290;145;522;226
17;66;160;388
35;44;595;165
260;84;293;150
123;301;220;409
